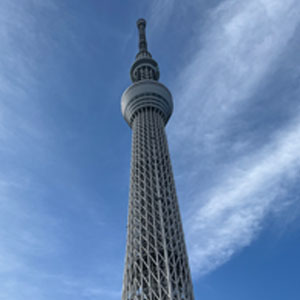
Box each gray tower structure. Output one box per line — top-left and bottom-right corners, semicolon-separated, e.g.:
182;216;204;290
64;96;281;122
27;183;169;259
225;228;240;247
121;19;194;300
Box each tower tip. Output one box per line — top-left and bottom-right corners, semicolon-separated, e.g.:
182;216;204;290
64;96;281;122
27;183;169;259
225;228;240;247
136;18;148;53
137;18;146;28
130;17;160;82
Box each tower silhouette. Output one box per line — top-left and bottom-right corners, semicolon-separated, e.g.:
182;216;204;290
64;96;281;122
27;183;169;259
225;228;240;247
121;19;194;300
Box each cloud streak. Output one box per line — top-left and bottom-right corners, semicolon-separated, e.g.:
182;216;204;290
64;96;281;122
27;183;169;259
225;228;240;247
171;0;300;148
165;0;300;276
186;116;300;275
0;2;123;299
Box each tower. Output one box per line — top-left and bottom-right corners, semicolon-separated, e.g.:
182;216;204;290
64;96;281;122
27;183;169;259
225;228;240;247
121;19;194;300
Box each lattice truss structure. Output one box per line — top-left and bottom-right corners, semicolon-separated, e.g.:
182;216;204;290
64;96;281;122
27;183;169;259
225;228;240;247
121;19;194;300
122;108;194;300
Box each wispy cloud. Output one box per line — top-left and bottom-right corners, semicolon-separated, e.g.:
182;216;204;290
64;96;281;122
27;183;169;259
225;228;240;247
171;0;300;147
164;0;300;276
0;1;123;299
147;0;175;33
186;116;300;275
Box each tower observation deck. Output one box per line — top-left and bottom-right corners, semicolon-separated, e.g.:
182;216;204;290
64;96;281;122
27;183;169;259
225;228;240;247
121;19;194;300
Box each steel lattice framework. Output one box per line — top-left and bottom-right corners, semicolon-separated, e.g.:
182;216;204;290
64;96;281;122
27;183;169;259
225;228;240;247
121;19;194;300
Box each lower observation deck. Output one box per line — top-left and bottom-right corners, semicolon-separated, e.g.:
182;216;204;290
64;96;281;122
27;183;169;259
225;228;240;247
121;80;173;127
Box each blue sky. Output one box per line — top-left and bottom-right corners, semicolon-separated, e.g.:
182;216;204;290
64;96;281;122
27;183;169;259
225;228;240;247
1;0;300;299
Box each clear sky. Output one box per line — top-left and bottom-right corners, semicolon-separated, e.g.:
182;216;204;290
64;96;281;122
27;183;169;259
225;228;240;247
1;0;300;299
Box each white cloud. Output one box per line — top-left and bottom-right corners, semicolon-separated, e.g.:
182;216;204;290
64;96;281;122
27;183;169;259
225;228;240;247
170;0;300;147
186;117;300;275
166;0;300;276
147;0;175;33
0;2;117;299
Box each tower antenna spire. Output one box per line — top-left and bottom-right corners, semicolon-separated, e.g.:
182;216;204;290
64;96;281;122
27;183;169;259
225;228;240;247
130;18;159;82
137;18;148;52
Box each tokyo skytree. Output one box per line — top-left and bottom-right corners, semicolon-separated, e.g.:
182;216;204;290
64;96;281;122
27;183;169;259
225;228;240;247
121;19;194;300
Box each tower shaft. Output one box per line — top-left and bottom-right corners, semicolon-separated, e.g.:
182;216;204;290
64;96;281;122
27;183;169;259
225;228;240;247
121;18;194;300
122;108;194;300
